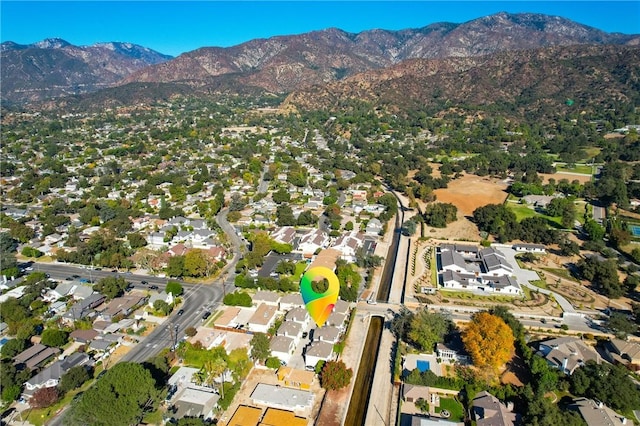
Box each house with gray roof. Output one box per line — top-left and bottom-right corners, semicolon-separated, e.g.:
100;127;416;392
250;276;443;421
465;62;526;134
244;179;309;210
252;290;280;307
23;353;92;401
439;249;468;274
605;338;640;367
13;344;60;370
313;326;341;344
171;387;219;420
441;271;522;296
537;337;601;375
279;293;304;311
333;299;351;315
304;341;334;367
569;398;632;426
250;383;314;411
472;391;518;426
277;321;302;340
62;293;106;325
326;312;348;331
270;336;295;365
438;245;520;296
285;307;309;327
513;243;546;253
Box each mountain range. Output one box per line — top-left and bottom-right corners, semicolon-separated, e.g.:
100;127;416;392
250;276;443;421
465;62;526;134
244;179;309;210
1;12;639;107
0;39;172;103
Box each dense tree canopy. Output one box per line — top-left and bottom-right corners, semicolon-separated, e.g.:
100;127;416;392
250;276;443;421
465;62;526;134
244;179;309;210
578;256;623;298
407;310;451;352
320;360;353;391
570;361;640;413
249;333;270;363
423;202;457;228
462;312;514;371
67;362;159;426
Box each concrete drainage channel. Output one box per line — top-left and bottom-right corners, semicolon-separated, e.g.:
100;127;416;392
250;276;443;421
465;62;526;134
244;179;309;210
343;316;384;426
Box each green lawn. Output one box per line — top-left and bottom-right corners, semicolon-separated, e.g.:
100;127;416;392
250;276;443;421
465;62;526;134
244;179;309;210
530;279;549;290
431;249;438;286
435;397;465;422
439;290;516;303
507;204;564;228
25;378;96;426
556;164;593;175
541;267;580;283
293;261;308;282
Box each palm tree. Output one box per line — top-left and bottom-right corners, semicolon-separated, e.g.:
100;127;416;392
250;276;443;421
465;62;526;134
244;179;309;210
203;358;227;398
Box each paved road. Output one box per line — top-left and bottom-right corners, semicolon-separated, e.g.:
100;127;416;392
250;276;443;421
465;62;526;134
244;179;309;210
592;203;606;224
257;165;270;194
41;209;243;426
493;245;577;314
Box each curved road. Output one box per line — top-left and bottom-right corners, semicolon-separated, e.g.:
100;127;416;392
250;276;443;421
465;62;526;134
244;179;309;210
41;209;244;426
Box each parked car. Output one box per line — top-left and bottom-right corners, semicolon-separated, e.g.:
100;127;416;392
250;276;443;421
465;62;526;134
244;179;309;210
149;285;159;290
177;309;185;316
141;280;149;285
202;311;211;320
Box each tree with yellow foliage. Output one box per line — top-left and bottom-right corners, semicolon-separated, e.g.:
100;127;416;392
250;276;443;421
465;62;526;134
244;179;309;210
462;312;514;371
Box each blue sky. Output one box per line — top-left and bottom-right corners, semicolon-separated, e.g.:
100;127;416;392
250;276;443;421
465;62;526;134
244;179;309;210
1;1;639;56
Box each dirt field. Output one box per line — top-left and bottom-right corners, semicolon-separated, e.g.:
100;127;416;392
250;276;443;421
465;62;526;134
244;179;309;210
433;174;509;216
414;174;508;241
423;217;482;241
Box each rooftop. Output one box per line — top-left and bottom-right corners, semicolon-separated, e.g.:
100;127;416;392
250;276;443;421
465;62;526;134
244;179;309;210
250;383;314;411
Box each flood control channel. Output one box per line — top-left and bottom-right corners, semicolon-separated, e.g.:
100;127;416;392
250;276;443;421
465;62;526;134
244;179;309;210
344;196;404;425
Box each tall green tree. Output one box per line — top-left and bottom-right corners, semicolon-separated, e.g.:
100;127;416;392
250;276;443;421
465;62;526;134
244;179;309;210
249;333;270;363
165;281;183;296
408;310;451;352
67;362;158;426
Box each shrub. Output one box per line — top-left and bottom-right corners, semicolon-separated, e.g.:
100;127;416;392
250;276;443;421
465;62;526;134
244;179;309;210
265;357;281;369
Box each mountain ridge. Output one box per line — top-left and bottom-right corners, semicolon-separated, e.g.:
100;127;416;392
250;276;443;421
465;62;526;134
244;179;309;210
2;12;639;105
0;39;172;103
121;11;639;94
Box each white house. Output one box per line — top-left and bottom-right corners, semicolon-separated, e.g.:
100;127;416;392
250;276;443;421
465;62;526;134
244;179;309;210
437;244;521;296
313;326;341;344
285;308;310;328
247;303;278;334
277;321;302;341
147;232;166;247
439;249;469;274
436;343;470;364
479;248;513;276
326;312;348;332
304;341;334;368
331;231;365;262
270;336;295;365
513;243;547;254
441;271;523;296
297;229;330;255
148;291;174;308
279;293;304;311
23;353;91;402
365;218;383;235
271;227;297;245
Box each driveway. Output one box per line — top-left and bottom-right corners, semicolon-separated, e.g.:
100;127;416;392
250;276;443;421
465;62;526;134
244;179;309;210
494;245;576;314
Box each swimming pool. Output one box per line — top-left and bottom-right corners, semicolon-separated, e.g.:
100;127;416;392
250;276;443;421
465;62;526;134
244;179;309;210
416;360;430;372
631;225;640;237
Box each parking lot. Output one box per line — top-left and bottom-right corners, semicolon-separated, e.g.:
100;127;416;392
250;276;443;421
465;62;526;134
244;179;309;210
257;253;302;278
